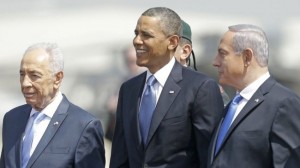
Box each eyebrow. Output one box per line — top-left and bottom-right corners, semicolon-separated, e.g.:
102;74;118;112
218;48;228;54
20;69;43;75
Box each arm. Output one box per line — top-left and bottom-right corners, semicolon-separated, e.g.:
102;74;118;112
74;119;105;168
109;84;130;168
192;79;223;168
271;96;300;168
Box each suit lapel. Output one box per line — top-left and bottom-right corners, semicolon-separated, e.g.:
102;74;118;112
132;73;147;147
214;77;275;156
26;96;69;167
146;62;182;147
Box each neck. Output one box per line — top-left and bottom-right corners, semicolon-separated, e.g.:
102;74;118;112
237;67;269;91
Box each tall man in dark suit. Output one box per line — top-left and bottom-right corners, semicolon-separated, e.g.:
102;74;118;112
208;24;300;168
0;42;105;168
110;7;223;168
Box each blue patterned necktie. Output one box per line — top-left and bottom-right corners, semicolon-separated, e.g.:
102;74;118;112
21;112;46;168
139;75;157;145
215;94;243;155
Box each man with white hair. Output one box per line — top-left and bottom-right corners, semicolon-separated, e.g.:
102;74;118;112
0;42;105;168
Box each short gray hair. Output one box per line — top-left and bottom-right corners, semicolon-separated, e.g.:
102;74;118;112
24;42;64;74
229;24;269;67
142;7;182;37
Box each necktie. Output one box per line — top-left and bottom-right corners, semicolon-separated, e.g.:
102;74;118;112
21;112;46;168
139;75;157;145
215;94;243;154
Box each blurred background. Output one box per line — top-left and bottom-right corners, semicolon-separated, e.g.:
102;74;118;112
1;0;299;166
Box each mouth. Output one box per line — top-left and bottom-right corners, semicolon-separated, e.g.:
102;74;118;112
136;49;147;57
23;92;35;98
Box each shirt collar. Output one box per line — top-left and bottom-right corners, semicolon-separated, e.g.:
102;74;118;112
240;72;270;101
146;57;175;87
30;91;63;118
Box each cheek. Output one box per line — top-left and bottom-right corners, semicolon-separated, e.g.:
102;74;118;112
136;55;147;66
32;81;52;94
219;63;237;82
31;83;43;96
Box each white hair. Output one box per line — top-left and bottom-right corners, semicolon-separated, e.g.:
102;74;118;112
24;42;64;74
229;24;269;67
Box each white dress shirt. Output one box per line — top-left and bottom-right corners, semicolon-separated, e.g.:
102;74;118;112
142;57;175;104
232;72;270;123
24;91;63;156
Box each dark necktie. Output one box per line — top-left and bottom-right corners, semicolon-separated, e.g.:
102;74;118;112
139;75;157;145
21;112;46;168
215;94;243;154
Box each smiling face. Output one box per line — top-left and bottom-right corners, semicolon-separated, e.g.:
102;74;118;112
133;16;176;74
213;31;245;89
20;49;60;111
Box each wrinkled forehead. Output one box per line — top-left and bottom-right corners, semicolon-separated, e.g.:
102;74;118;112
22;49;49;62
21;49;51;70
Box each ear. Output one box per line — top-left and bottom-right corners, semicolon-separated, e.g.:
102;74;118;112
181;44;192;61
54;71;64;89
167;35;180;51
243;48;253;67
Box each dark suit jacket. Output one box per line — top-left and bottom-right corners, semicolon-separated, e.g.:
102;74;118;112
0;95;105;168
208;77;300;168
110;61;224;168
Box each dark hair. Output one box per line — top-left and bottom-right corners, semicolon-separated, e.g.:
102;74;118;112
142;7;182;37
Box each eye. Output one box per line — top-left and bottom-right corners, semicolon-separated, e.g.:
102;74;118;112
142;32;153;38
20;71;24;77
220;52;225;57
218;49;227;58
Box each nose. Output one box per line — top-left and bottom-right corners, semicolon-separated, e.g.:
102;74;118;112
212;55;220;68
133;34;143;46
21;75;32;87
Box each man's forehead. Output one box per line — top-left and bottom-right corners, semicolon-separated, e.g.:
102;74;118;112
23;49;49;62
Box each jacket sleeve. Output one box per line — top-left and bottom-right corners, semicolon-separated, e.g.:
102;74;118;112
271;96;300;168
74;119;105;168
192;79;223;168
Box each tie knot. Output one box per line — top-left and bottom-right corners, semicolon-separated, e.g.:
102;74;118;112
34;112;46;124
147;75;157;86
232;94;243;104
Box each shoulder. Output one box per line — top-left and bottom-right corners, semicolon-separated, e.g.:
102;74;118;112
63;101;104;135
67;102;98;121
60;96;100;124
267;78;299;99
4;104;31;119
120;71;146;90
182;66;218;85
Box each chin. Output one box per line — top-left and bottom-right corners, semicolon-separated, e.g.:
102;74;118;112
136;61;147;68
219;79;227;86
25;99;35;106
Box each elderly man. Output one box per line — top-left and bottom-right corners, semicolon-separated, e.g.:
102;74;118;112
0;42;105;168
